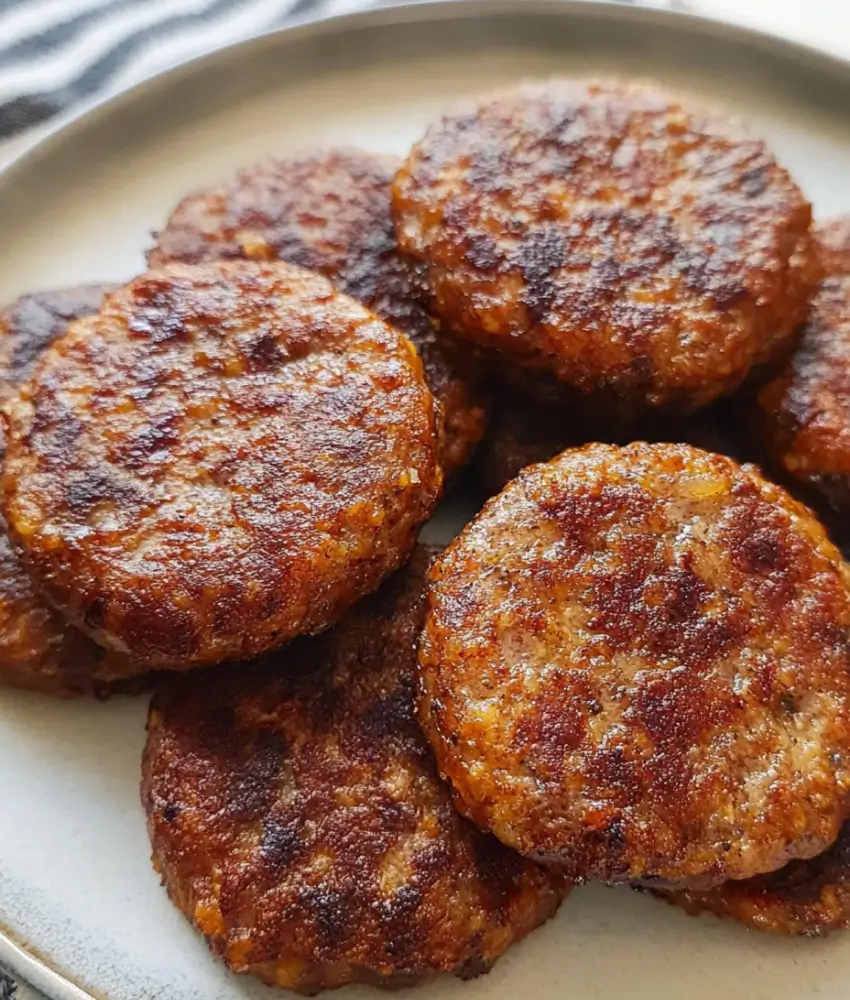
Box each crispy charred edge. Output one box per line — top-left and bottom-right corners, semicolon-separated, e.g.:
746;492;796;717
757;217;850;520
146;147;404;271
0;651;151;700
653;821;850;936
0;284;118;395
143;819;566;995
0;527;148;699
0;284;151;697
416;490;524;840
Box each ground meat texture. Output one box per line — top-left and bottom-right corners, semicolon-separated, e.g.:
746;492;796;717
418;442;850;886
660;820;850;936
758;218;850;515
393;79;819;412
141;548;569;995
2;261;441;670
149;148;489;478
0;285;145;697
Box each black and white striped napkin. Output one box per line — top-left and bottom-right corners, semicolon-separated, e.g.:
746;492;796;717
0;0;382;139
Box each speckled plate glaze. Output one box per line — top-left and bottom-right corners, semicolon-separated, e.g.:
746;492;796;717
3;2;850;998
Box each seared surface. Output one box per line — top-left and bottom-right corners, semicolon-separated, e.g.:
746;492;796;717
419;442;850;885
2;261;441;669
662;821;850;936
149;148;489;478
142;548;568;994
759;218;850;514
393;79;818;411
0;285;142;697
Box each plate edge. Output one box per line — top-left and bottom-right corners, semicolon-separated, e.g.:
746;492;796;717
3;0;850;997
0;923;96;1000
4;0;850;187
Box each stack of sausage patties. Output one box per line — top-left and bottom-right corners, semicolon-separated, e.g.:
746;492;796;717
3;77;850;994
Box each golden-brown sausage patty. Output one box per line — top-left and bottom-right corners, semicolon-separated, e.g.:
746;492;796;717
0;285;143;697
393;79;819;411
660;820;850;936
141;548;569;995
758;218;850;514
418;442;850;886
149;148;489;478
2;261;441;670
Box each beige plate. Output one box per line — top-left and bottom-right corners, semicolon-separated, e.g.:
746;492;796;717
2;2;850;998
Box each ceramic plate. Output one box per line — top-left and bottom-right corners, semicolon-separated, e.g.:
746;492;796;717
2;2;850;997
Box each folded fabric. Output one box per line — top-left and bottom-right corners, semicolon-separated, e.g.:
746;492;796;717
0;0;378;137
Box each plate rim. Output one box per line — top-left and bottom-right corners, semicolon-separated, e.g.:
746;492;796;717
5;0;850;191
3;0;850;996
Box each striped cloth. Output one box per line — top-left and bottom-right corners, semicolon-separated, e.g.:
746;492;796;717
0;0;384;138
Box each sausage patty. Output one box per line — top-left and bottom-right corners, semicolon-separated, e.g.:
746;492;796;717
149;148;489;478
141;548;569;994
418;442;850;886
393;79;819;411
0;286;142;697
2;261;441;669
758;218;850;514
660;820;850;936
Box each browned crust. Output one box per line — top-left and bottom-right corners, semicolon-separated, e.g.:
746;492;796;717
393;79;819;411
660;820;850;936
419;442;850;885
141;548;569;994
149;148;489;478
758;218;850;514
0;285;147;697
2;261;441;669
